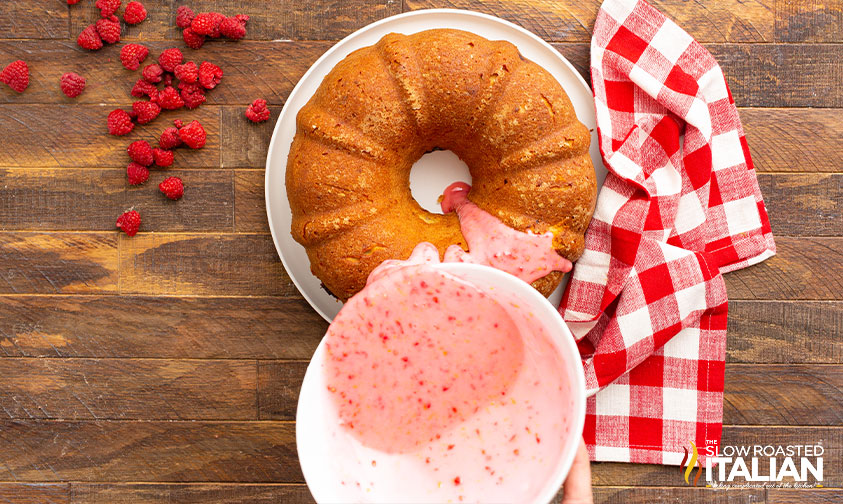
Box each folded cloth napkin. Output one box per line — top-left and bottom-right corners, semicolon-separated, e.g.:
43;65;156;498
558;0;776;465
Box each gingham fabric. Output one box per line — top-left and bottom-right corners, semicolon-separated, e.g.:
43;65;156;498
558;0;776;464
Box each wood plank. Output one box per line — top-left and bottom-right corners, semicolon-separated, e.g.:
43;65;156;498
727;301;843;364
775;0;843;42
724;238;843;301
0;105;219;168
767;489;843;503
0;421;299;482
0;483;68;504
68;0;402;41
0;1;68;40
257;361;308;421
406;0;774;42
0;296;326;359
0;168;234;232
0;358;256;420
221;107;281;168
0;233;118;294
118;233;295;296
71;483;313;504
235;170;270;233
741;109;843;173
586;487;765;504
760;174;841;236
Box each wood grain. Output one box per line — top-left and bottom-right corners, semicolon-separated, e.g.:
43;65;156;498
0;483;68;504
741;109;843;173
118;233;294;296
0;421;299;482
767;489;843;503
760;174;841;236
0;233;117;294
221;107;281;168
71;483;314;504
775;0;843;42
0;295;326;359
587;487;765;503
0;1;68;40
234;170;270;233
0;358;256;420
257;361;308;421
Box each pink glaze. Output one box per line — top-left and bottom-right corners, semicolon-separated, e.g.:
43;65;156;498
441;182;572;284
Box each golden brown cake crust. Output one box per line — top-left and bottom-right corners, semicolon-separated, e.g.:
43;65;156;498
286;29;596;301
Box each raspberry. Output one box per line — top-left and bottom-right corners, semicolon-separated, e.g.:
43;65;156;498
0;60;29;93
60;72;86;97
159;127;182;149
107;109;134;135
177;119;206;149
95;0;121;17
96;15;122;44
158;48;183;73
159;176;184;200
123;1;147;24
116;209;141;236
152;148;174;167
219;16;247;40
127;140;154;166
245;98;270;122
176;6;195;28
132;100;161;124
162;73;174;86
77;24;103;50
157;86;184;110
182;28;205;49
120;43;149;70
127;162;149;185
179;82;205;109
198;61;222;89
130;78;157;99
68;0;82;4
142;63;163;83
191;12;224;36
173;61;197;83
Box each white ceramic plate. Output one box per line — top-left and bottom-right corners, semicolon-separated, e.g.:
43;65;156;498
265;8;609;322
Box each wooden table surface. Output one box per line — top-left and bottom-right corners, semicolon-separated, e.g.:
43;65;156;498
0;1;840;503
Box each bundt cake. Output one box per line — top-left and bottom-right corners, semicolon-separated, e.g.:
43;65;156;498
286;28;596;301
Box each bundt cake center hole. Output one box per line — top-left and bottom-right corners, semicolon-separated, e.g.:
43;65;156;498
409;149;472;215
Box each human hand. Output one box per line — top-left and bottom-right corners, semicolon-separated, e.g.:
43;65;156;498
561;439;593;504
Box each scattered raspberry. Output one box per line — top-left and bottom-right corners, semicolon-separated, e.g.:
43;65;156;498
219;15;247;40
157;86;184;110
68;0;82;4
123;1;147;24
0;60;29;93
158;48;183;73
176;6;195;28
191;12;224;36
107;109;134;135
132;100;161;124
77;24;103;50
152;148;174;167
159;127;182;149
126;162;149;185
177;119;206;149
245;98;270;122
198;61;222;89
127;140;154;166
162;73;174;87
116;209;141;236
173;61;197;83
130;78;157;98
182;28;205;49
142;63;163;83
159;176;184;200
95;0;121;17
96;15;121;44
120;43;149;70
179;82;205;109
60;72;86;97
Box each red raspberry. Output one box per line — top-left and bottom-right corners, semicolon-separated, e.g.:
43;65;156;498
159;127;182;149
127;140;154;166
107;109;134;135
0;60;29;93
132;100;161;124
245;98;271;122
96;15;122;44
182;28;205;49
120;43;149;70
116;209;141;236
60;72;86;97
77;24;103;50
177;119;206;149
159;176;184;200
191;12;224;36
219;16;247;40
68;0;82;4
130;78;157;99
157;86;184;110
173;61;197;83
179;82;205;109
123;1;147;24
162;73;174;87
152;148;174;167
142;63;163;83
95;0;121;17
158;48;183;73
126;162;149;185
176;6;195;28
198;61;222;89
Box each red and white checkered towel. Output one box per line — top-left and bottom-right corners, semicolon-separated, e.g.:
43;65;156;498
558;0;776;465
